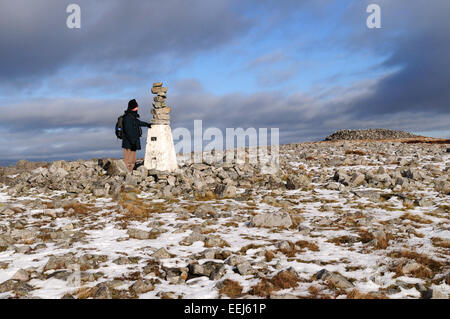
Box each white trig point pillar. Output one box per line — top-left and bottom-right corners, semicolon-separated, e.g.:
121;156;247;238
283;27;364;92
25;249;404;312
144;82;178;172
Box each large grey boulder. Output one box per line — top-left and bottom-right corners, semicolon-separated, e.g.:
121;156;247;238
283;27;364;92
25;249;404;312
193;204;216;219
152;248;171;259
107;160;129;176
350;173;366;187
250;212;293;228
286;175;311;190
333;170;350;185
315;269;354;289
180;231;207;246
11;269;30;282
353;190;382;202
127;229;151;240
130;279;154;294
214;184;236;199
435;179;450;195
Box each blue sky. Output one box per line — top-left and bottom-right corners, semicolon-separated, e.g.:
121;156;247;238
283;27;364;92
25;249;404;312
0;0;449;163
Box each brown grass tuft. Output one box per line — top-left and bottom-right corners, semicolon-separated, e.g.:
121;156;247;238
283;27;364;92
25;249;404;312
278;242;297;257
349;149;366;156
403;139;450;145
249;270;300;298
295;240;320;252
327;236;354;246
73;287;94;299
264;250;275;262
345;149;366;156
399;250;443;272
346;289;388;299
400;213;433;224
63;202;91;215
249;279;275;298
270;270;300;289
219;279;243;298
410;230;424;238
44;202;55;209
307;285;320;298
200;228;216;235
410;266;434;279
239;243;264;254
374;234;391;250
431;237;450;249
357;229;374;243
194;191;217;201
289;214;305;229
389;250;444;278
223;222;239;228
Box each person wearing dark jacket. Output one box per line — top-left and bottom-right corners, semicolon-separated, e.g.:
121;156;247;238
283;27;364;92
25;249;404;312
122;99;151;172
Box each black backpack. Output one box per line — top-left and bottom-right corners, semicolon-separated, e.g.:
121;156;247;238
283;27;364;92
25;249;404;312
115;115;124;139
115;113;142;139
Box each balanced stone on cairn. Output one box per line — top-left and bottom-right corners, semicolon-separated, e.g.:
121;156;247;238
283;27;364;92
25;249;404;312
150;82;171;125
144;82;178;172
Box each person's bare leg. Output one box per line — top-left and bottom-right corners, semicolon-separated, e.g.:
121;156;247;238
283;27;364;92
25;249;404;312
131;150;137;171
123;149;133;172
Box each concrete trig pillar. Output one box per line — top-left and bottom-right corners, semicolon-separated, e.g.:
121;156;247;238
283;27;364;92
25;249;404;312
144;82;178;172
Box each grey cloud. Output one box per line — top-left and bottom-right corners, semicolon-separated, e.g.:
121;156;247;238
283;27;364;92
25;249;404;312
2;76;450;161
1;0;450;161
255;64;300;87
171;78;205;94
0;98;124;132
1;128;126;161
0;0;252;88
339;0;450;117
246;51;287;70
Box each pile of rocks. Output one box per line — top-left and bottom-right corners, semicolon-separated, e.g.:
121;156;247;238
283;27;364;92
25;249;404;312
324;129;420;141
2;138;449;200
150;82;171;125
0;156;265;200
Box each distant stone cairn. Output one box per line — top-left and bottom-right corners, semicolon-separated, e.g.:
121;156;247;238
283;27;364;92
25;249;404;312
324;128;420;141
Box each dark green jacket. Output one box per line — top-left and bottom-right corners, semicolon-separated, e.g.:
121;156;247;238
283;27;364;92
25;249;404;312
122;110;150;150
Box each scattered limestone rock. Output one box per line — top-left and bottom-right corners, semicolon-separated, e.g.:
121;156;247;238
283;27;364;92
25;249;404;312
286;175;311;190
107;160;129;176
193;204;216;219
152;248;171;259
180;231;207;246
431;288;448;299
402;261;427;275
0;280;17;293
11;269;29;282
250;212;293;228
314;269;354;289
127;228;151;240
188;261;226;280
213;184;237;199
0;136;448;299
130;279;154;294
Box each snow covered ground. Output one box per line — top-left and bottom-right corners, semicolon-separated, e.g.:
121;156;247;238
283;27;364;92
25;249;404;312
0;140;449;299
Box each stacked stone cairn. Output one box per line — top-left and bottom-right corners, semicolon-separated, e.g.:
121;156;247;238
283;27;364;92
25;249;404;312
150;82;171;125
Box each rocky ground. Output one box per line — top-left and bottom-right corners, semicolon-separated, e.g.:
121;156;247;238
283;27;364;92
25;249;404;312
0;138;449;299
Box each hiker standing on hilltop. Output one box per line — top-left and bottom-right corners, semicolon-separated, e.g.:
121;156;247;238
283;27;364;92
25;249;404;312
122;99;151;172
